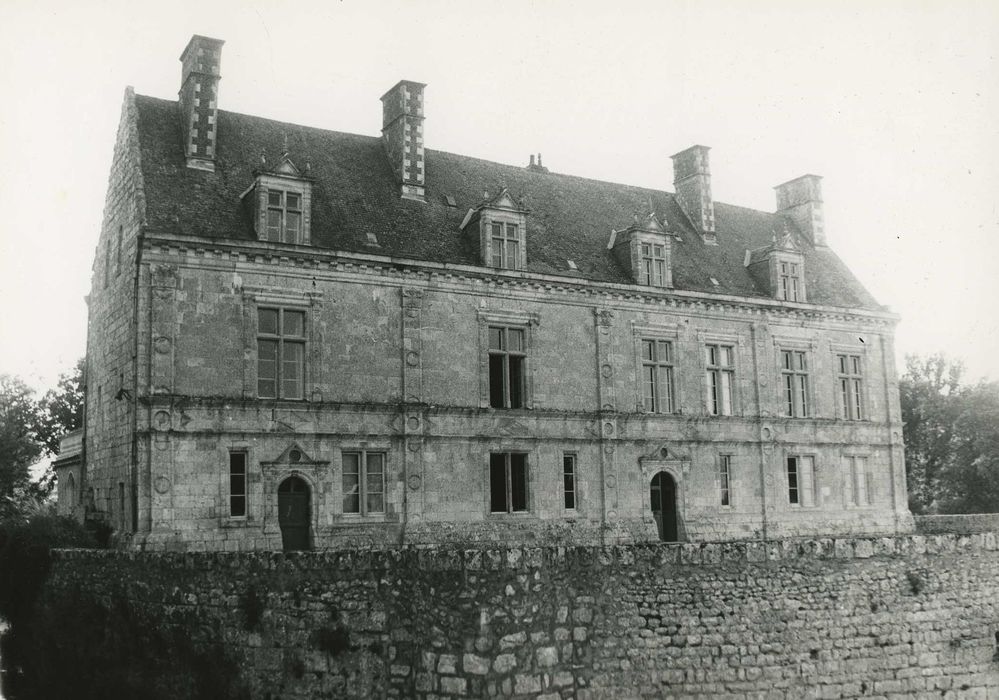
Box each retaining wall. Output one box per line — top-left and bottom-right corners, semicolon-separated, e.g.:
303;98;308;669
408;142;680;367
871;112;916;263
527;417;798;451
17;534;999;699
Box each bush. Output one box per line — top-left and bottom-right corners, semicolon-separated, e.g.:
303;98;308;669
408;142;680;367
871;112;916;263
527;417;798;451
0;513;98;624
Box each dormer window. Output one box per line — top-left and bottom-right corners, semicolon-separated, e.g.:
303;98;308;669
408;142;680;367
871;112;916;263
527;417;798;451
491;222;522;269
461;188;529;271
267;190;303;243
610;211;674;289
243;153;313;245
745;222;806;303
779;261;801;301
641;243;667;286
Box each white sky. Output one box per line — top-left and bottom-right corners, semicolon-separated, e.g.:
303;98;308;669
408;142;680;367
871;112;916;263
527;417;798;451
1;0;997;393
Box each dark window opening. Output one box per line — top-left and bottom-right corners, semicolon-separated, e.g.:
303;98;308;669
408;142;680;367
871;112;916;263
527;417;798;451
229;451;247;517
490;453;528;513
563;454;577;510
488;326;526;409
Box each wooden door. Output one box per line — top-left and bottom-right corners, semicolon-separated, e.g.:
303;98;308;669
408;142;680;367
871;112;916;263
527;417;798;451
278;477;310;551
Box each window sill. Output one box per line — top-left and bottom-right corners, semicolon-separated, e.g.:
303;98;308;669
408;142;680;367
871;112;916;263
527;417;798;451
487;511;537;519
221;517;252;528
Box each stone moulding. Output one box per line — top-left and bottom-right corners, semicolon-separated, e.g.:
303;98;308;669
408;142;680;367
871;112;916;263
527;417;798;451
51;531;997;572
138;232;899;330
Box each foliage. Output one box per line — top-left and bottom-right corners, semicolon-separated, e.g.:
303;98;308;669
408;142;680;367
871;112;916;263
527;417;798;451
0;511;98;624
900;354;999;514
0;374;44;520
0;361;85;518
34;358;85;456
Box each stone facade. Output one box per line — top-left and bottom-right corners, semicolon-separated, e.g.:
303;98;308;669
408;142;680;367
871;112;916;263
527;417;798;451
71;35;913;551
22;535;999;698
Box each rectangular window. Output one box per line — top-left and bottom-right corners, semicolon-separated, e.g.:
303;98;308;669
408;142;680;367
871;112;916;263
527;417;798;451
779;262;801;302
257;307;306;399
837;354;864;420
787;455;816;507
488;326;526;408
844;456;871;506
489;453;528;513
719;455;732;506
266;190;303;244
642;339;676;413
640;243;667;286
705;344;735;416
342;451;385;515
115;225;123;276
490;222;522;270
781;350;810;417
563;453;577;510
229;452;247;517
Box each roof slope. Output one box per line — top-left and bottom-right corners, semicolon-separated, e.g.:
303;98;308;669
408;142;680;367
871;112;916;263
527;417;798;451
134;94;882;310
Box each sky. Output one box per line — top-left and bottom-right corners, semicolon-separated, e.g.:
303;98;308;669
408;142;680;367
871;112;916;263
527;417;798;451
0;0;997;393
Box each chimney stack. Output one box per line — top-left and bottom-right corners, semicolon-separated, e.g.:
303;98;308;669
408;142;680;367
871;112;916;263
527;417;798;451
775;175;825;247
380;80;426;202
671;145;716;244
178;35;224;172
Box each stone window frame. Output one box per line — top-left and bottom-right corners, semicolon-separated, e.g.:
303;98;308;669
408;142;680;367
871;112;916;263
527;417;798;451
256;306;307;400
489;221;524;270
700;332;741;417
785;451;819;509
481;440;538;520
333;442;393;523
831;343;869;421
475;201;529;272
241;288;323;402
476;309;540;410
771;251;806;303
632;322;682;414
773;337;816;419
219;442;254;528
561;452;578;515
340;449;388;518
228;448;249;519
247;171;313;246
717;453;733;508
265;189;304;244
842;453;874;509
639;241;668;287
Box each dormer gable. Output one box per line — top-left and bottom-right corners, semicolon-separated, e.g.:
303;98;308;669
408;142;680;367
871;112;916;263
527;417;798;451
745;221;807;302
241;150;314;245
460;187;529;271
610;209;676;288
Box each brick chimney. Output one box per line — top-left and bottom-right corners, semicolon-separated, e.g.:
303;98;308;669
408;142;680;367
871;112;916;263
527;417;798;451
380;80;426;202
775;174;825;247
178;35;224;172
671;145;716;244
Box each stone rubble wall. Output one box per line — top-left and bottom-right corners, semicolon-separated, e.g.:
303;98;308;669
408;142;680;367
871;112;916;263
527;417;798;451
915;513;999;535
31;534;999;699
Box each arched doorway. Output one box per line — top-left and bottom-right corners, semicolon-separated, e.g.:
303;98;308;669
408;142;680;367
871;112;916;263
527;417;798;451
278;476;311;551
650;471;678;542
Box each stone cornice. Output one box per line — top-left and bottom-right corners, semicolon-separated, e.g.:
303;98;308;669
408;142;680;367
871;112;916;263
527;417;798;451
139;230;900;329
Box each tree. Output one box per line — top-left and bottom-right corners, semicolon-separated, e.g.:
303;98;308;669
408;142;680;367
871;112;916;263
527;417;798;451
0;375;44;520
34;358;85;456
899;354;962;514
936;381;999;513
900;354;999;514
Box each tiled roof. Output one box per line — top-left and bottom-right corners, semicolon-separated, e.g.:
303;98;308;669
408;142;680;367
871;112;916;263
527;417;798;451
134;94;883;311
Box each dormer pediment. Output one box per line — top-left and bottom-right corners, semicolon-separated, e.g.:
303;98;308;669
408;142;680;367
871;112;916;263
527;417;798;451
483;188;529;214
